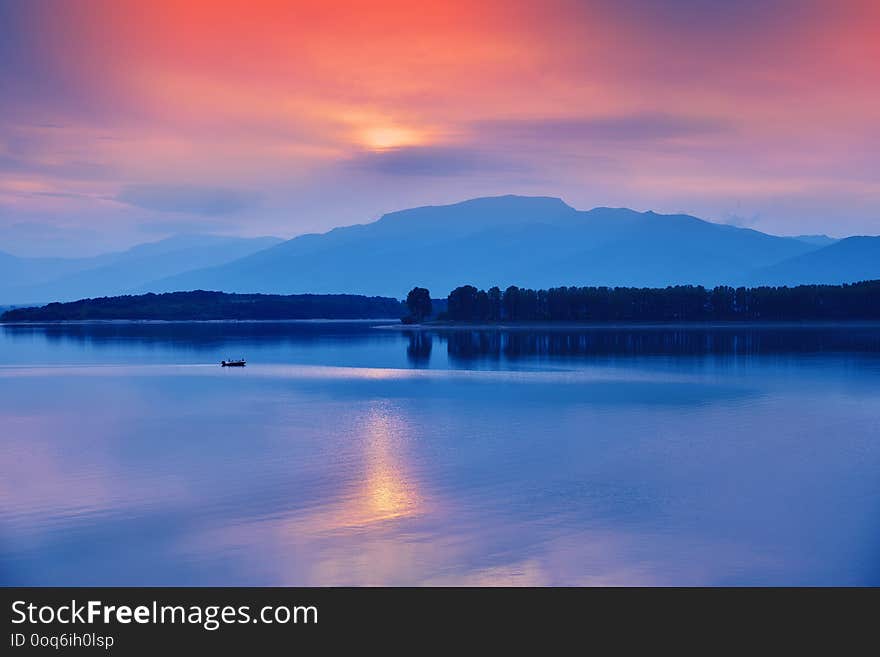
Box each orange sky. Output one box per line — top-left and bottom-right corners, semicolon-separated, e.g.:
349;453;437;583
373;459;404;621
1;0;878;254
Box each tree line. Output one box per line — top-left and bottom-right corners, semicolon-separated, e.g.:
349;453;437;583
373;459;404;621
421;281;880;322
2;291;406;321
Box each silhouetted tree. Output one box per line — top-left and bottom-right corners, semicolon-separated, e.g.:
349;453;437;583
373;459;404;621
405;287;432;323
474;289;490;320
448;285;480;320
502;285;520;320
487;286;502;321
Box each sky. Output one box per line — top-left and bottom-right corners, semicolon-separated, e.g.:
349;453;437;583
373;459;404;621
1;0;878;256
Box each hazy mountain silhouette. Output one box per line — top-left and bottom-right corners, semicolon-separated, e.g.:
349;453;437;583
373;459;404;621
147;196;846;297
1;251;101;294
749;236;880;286
791;234;838;247
5;197;875;303
1;234;282;304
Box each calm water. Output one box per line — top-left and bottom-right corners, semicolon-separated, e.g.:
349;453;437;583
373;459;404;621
1;321;879;586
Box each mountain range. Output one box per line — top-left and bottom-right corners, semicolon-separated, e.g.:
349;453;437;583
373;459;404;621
2;195;878;303
0;234;282;304
145;196;878;297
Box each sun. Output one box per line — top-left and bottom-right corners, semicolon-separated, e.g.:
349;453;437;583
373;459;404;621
360;125;425;150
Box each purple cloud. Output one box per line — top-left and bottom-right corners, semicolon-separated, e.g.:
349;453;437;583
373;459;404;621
477;113;733;144
346;146;522;177
116;184;260;216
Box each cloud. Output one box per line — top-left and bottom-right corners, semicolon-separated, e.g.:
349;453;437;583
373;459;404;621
116;184;259;215
0;153;115;181
32;191;94;200
346;146;521;177
477;113;734;144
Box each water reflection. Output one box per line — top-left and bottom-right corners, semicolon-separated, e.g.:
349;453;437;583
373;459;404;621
324;402;424;529
362;404;422;522
438;325;880;362
1;320;392;351
2;322;880;585
6;321;880;372
177;400;431;585
405;332;432;367
0;321;406;370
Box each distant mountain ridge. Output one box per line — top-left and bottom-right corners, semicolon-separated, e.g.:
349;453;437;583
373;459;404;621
3;196;877;302
791;234;837;247
145;195;876;297
748;236;880;286
0;234;282;304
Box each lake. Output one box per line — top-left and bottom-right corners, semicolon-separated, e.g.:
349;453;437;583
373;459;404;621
1;321;879;585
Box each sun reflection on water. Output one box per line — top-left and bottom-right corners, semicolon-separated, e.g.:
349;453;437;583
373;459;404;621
328;401;423;529
177;400;436;584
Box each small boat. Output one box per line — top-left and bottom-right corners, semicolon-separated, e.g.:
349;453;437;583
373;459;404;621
221;359;246;367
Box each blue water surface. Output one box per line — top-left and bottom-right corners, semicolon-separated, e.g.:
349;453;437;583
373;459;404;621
1;321;878;585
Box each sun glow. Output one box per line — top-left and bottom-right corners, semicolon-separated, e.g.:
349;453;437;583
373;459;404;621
360;125;426;151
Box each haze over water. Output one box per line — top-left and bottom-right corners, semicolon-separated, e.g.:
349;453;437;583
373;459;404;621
1;321;879;585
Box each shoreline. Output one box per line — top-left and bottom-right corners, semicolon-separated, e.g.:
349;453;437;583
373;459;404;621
2;318;878;328
0;318;403;325
379;319;880;330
